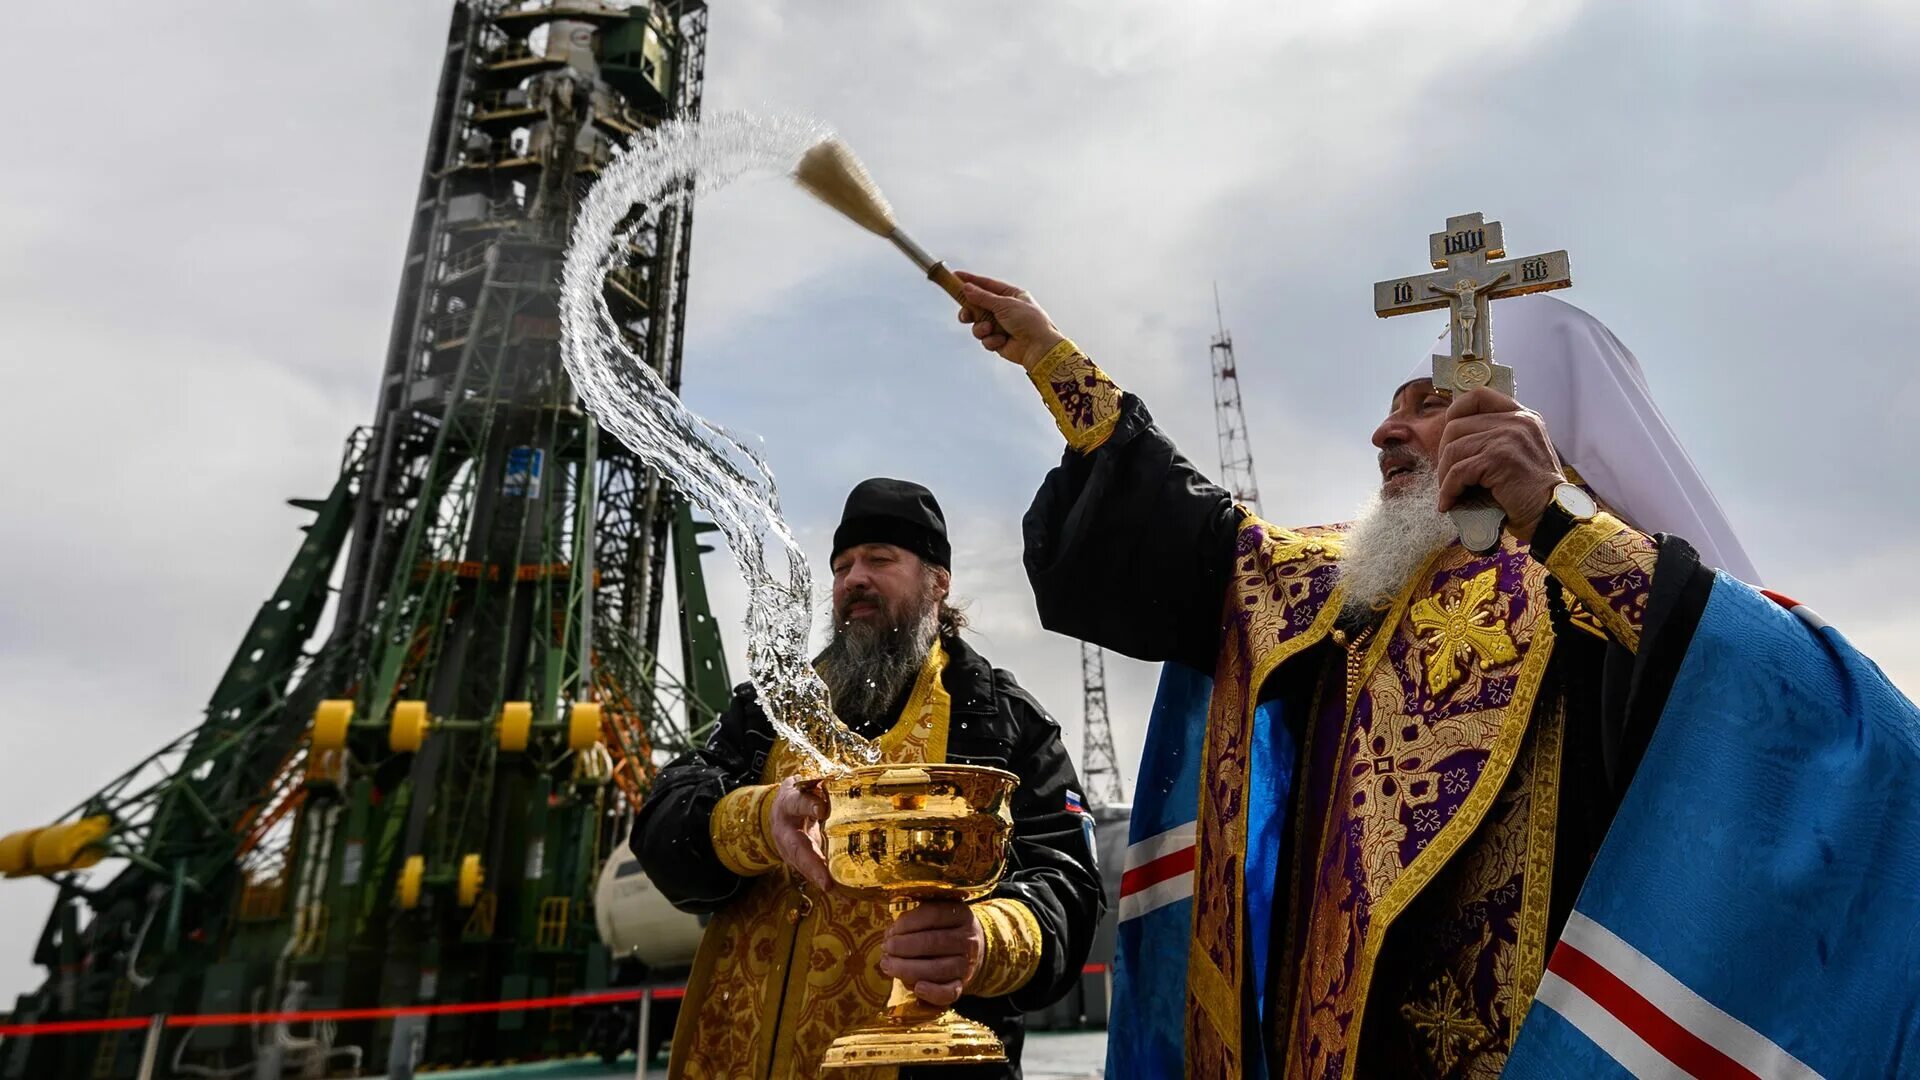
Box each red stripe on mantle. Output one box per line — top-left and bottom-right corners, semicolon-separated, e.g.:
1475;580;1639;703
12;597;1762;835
1548;942;1764;1080
1119;843;1195;899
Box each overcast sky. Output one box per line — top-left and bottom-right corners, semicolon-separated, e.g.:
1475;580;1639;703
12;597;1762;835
0;1;1915;1002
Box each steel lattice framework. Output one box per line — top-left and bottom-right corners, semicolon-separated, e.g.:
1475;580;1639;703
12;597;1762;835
1211;285;1263;515
1078;642;1125;809
3;4;729;1075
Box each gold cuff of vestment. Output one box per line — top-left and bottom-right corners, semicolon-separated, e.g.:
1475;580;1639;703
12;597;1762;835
1028;339;1123;452
968;897;1045;998
1542;510;1656;653
709;783;781;877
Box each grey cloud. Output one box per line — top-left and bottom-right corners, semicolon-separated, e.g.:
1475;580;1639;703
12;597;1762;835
1;0;1915;1003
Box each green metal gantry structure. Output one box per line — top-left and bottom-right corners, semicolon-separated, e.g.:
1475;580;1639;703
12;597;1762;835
1;1;728;1074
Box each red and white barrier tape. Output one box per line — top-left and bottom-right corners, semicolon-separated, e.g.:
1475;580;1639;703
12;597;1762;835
0;965;1108;1038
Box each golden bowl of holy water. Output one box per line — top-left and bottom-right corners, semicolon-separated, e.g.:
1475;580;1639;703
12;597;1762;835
818;762;1019;1069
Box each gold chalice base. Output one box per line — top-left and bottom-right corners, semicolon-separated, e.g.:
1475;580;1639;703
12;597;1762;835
819;995;1006;1067
818;762;1018;1070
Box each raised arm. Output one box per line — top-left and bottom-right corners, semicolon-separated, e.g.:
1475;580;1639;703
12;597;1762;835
956;273;1245;669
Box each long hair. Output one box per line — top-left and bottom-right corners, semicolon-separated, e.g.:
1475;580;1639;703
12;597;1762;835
937;597;970;638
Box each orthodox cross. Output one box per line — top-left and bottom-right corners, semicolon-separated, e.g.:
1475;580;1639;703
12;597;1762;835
1371;212;1573;552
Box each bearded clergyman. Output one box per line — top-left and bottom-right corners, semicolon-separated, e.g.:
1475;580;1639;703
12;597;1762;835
631;477;1104;1079
953;273;1920;1080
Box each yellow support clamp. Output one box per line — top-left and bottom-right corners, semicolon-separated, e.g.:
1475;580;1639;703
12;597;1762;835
457;854;485;908
311;700;354;751
29;816;112;875
396;855;425;910
389;701;431;753
567;703;603;752
0;828;46;878
497;702;533;753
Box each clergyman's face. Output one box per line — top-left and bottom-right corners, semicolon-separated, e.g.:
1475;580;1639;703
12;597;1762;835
1370;378;1449;496
830;543;946;632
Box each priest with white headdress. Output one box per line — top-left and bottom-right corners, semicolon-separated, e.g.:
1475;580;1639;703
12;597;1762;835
953;276;1920;1080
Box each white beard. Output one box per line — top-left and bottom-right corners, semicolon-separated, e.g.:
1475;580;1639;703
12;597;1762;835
1337;461;1456;621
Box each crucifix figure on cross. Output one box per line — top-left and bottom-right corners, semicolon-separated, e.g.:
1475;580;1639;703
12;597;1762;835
1372;212;1573;552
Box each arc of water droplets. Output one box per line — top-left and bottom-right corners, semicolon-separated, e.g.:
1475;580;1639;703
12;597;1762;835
560;112;876;775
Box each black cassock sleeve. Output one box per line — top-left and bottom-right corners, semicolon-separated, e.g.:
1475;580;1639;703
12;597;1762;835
630;686;774;914
1544;534;1715;948
977;671;1108;1012
1022;394;1245;672
1611;533;1716;791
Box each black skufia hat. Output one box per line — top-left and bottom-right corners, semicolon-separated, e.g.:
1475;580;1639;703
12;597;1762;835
831;478;950;570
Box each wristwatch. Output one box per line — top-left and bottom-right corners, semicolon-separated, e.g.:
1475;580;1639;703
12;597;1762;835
1549;482;1596;522
1531;481;1597;560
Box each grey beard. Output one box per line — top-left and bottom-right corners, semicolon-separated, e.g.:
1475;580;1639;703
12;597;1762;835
816;600;940;730
1337;461;1456;622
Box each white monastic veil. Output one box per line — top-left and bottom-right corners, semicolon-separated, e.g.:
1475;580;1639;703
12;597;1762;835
1406;294;1762;584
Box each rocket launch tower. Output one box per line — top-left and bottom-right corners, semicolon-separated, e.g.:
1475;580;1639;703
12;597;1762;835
1;2;725;1074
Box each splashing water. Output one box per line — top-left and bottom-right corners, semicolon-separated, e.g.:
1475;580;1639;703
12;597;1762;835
560;113;876;775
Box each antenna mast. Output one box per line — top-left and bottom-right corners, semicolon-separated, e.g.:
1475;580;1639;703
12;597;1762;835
1211;284;1262;514
1079;641;1124;808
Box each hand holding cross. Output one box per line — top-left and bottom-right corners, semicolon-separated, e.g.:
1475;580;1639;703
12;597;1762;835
1373;213;1573;552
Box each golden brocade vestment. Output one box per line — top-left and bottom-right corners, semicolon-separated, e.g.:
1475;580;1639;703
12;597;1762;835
668;641;1044;1080
1026;340;1659;1079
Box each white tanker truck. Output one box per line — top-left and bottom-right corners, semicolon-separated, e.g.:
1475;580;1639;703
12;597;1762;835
586;836;705;1064
593;841;705;970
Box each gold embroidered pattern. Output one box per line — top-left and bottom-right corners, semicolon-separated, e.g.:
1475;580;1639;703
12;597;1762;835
1027;339;1122;452
1267;527;1346;564
968;897;1044;998
1542;512;1657;652
672;643;957;1079
1332;622;1379;717
1340;612;1555;1080
709;783;779;877
1409;566;1521;697
1186;514;1583;1079
1282;544;1559;1080
1402;971;1495;1075
1562;596;1608;641
1187;517;1347;1072
1268;668;1344;1067
1512;698;1565;1033
1335;703;1561;1080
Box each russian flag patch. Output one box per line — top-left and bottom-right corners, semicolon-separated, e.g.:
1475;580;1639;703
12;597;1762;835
1065;790;1097;867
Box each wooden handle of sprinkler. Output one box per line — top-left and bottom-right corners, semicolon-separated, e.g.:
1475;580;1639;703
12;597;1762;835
928;261;1016;345
927;262;968;305
885;228;992;328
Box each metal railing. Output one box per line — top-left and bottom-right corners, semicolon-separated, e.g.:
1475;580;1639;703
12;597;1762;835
438;243;491;282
